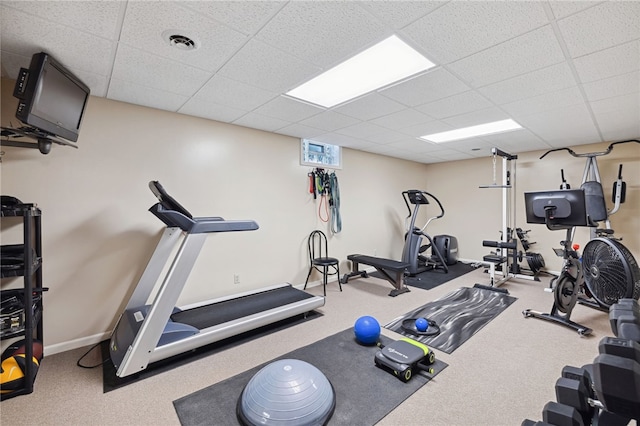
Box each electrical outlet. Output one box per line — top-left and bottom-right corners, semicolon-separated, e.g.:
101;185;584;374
234;274;240;284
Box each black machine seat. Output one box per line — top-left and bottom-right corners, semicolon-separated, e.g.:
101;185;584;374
341;254;410;297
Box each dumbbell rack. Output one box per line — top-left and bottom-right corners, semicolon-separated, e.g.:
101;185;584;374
1;203;45;400
523;299;640;425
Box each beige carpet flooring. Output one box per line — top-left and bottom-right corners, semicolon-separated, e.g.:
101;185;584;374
0;267;614;425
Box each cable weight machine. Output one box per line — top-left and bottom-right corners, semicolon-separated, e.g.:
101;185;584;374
478;148;544;289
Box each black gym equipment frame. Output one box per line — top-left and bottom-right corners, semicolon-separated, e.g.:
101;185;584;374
109;182;324;378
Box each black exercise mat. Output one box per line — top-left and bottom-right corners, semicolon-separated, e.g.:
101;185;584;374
173;328;448;426
101;311;322;393
385;286;517;354
370;261;478;291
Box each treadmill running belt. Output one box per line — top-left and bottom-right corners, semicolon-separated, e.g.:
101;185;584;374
171;286;315;330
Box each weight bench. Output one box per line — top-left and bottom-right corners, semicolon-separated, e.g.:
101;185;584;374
341;254;410;297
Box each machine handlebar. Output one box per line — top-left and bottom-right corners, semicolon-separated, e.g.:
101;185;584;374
540;139;639;160
402;190;445;232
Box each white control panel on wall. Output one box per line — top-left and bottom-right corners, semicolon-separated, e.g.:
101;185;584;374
301;139;342;169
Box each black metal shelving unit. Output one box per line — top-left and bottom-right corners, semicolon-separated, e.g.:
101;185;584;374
1;203;45;400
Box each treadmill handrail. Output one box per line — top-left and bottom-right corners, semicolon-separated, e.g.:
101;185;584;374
149;203;259;233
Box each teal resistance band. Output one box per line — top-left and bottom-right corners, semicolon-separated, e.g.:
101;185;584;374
329;172;342;234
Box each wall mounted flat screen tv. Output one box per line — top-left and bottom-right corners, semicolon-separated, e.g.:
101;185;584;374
13;52;90;143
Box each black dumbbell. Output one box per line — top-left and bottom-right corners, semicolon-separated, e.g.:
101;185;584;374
617;318;640;343
555;377;599;425
561;366;593;397
542;401;584;426
596;409;632;426
592;353;640;420
598;336;640;361
609;299;639;337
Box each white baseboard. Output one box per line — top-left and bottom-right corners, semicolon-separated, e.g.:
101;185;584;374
45;331;111;356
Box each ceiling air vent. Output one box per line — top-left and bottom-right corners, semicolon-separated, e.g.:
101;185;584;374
162;30;199;51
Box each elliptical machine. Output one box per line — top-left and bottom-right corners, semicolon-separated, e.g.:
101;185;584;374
401;190;456;276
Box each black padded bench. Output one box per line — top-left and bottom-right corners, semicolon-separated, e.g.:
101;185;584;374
341;254;410;297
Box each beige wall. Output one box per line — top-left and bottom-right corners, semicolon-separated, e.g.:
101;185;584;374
2;77;639;354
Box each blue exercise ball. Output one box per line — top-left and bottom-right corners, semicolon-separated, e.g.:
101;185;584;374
415;318;429;332
354;316;381;345
237;359;335;426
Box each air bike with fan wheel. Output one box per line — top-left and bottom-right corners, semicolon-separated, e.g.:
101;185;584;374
522;189;640;335
108;181;325;378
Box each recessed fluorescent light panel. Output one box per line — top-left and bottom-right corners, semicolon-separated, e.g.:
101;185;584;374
286;35;435;108
420;119;523;143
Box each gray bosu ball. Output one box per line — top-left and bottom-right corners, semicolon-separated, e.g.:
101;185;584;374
237;359;336;425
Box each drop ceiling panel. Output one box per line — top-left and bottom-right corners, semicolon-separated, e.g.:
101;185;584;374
379;68;470;107
548;1;602;20
590;92;640;115
0;5;116;77
516;104;601;146
108;78;190;112
335;121;391;139
119;1;248;72
501;87;585;118
582;71;640;102
441;107;512;128
478;62;576;105
426;149;474;161
186;75;277;112
385;137;435;153
591;93;640;141
573;40;640;83
181;1;286;36
362;143;401;156
449;26;566;88
365;130;410;145
402;120;454;139
481;130;551;154
252;96;323;122
232;112;291;133
216;39;321;93
276;123;325;140
178;98;248;123
1;1;124;40
111;45;212;96
557;1;640;58
298;111;360;132
402;1;548;64
417;91;494;120
594;110;640;142
361;1;446;30
333;93;406;121
254;1;388;68
370;108;434;131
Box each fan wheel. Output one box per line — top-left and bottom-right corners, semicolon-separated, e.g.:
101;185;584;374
582;238;640;308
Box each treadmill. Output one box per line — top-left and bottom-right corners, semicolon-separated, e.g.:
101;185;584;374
109;181;325;378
